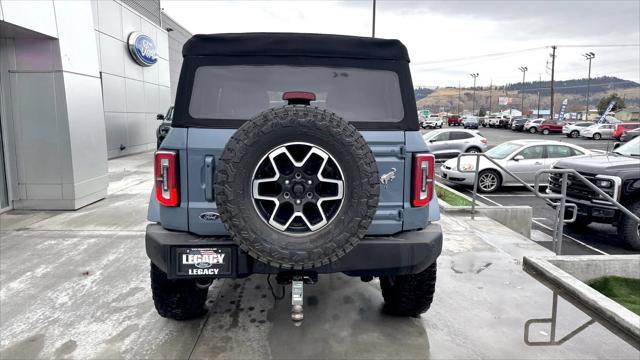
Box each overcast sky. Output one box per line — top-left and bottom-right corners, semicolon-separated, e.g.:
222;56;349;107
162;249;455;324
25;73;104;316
162;0;640;88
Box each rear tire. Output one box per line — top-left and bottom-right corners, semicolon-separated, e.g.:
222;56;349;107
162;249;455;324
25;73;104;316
593;133;602;140
381;263;437;317
150;263;209;320
617;201;640;250
542;129;550;135
529;127;537;134
467;147;481;153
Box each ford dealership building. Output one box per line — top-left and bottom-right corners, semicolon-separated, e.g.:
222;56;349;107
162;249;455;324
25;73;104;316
0;0;190;211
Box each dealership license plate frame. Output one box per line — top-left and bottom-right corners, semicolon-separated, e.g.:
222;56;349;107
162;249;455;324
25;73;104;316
173;247;233;277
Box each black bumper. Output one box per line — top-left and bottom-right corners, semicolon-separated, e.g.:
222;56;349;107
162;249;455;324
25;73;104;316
563;197;620;224
145;224;442;279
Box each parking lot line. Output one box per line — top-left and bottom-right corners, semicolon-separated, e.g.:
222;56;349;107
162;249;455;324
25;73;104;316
531;219;610;255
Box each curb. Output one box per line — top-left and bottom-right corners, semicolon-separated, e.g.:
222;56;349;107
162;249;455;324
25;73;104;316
437;182;533;238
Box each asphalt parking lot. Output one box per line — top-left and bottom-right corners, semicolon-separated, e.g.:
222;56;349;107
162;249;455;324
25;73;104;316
426;125;639;256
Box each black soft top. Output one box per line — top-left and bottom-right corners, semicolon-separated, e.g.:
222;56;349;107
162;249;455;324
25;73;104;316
182;33;410;62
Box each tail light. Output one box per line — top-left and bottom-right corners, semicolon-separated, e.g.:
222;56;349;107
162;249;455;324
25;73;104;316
480;138;488;144
412;153;435;207
155;151;179;206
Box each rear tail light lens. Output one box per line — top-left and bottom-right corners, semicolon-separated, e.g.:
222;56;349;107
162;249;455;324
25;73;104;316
155;151;179;207
412;153;435;207
481;138;488;144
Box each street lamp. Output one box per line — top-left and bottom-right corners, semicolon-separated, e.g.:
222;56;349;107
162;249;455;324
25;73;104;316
518;66;528;115
470;73;479;115
583;52;595;121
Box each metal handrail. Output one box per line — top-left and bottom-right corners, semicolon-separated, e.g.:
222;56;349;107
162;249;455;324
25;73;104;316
450;152;639;254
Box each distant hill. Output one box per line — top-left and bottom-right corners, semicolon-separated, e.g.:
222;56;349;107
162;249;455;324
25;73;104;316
504;76;639;97
414;87;434;100
416;76;640;113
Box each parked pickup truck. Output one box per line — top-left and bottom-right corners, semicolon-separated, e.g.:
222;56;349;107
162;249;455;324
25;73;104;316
448;115;463;126
146;33;443;322
549;136;640;250
539;121;564;135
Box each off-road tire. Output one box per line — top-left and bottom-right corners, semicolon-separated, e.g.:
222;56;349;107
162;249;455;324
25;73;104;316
380;263;437;316
215;105;380;269
617;201;640;250
150;263;208;320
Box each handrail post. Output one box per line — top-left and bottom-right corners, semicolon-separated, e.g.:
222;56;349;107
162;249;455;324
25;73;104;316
555;173;569;255
471;155;480;219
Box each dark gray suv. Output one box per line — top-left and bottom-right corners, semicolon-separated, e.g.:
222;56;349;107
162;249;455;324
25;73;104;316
146;33;443;322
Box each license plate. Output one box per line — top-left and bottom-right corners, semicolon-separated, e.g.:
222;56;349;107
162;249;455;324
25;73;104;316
175;248;231;276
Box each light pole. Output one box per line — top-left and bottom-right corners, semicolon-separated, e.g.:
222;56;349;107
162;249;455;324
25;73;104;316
372;0;376;38
518;66;528;116
470;73;479;115
583;52;595;120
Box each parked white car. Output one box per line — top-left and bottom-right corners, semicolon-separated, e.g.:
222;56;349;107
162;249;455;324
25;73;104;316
524;119;545;133
563;122;594;138
580;123;616;140
440;140;592;192
423;129;488;159
422;114;444;129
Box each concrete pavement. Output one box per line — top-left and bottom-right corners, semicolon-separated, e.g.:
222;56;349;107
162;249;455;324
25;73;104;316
1;151;638;359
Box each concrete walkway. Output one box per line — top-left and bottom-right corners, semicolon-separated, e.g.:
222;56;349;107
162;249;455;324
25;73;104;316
0;151;637;359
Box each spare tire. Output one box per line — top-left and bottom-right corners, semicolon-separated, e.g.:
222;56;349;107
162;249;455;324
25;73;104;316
214;106;380;269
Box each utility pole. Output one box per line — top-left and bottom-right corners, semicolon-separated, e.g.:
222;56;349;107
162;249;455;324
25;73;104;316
583;52;595;121
470;73;479;115
518;66;528;115
489;79;493;114
372;0;376;38
457;81;461;114
537;73;541;119
549;45;557;120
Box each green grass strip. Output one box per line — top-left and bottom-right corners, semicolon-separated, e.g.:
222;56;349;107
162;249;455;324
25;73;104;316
435;184;474;207
588;276;640;315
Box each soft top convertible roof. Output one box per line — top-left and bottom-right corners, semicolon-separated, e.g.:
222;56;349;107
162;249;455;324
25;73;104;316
182;33;410;62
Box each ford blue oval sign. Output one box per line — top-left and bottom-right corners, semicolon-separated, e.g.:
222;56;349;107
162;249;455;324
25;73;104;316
127;32;157;66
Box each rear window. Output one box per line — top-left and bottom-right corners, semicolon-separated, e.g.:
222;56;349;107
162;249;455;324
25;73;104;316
188;65;404;122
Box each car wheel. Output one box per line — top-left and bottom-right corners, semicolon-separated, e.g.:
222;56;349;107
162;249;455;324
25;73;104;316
570;130;580;138
542;129;550;135
215;105;380;269
617;200;640;250
529;127;537;134
477;169;501;193
150;263;209;320
593;133;602;140
467;147;481;153
380;262;437;316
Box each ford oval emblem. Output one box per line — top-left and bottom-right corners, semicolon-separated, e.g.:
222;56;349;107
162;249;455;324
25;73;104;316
199;212;220;222
127;32;157;67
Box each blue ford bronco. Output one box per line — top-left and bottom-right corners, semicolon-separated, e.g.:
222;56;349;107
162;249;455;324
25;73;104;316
146;33;443;322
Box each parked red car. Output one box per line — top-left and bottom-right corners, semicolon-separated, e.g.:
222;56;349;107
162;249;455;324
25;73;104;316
539;121;564;135
613;122;640;140
447;115;462;126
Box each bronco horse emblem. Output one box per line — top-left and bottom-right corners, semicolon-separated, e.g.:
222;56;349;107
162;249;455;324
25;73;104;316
380;168;397;187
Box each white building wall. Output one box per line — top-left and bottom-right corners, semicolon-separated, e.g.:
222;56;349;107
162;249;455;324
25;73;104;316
0;0;109;210
92;0;171;158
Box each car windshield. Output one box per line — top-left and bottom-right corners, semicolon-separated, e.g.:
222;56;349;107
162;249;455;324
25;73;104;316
613;137;640;157
189;65;404;122
485;142;522;159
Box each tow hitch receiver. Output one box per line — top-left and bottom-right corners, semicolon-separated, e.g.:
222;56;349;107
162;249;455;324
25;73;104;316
291;279;304;325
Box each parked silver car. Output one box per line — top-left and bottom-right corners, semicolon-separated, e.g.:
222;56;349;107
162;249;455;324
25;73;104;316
524;118;545;133
580;123;616;140
440;139;593;192
422;129;488;159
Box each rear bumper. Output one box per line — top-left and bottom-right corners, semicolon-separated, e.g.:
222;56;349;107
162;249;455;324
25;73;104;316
146;223;443;279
